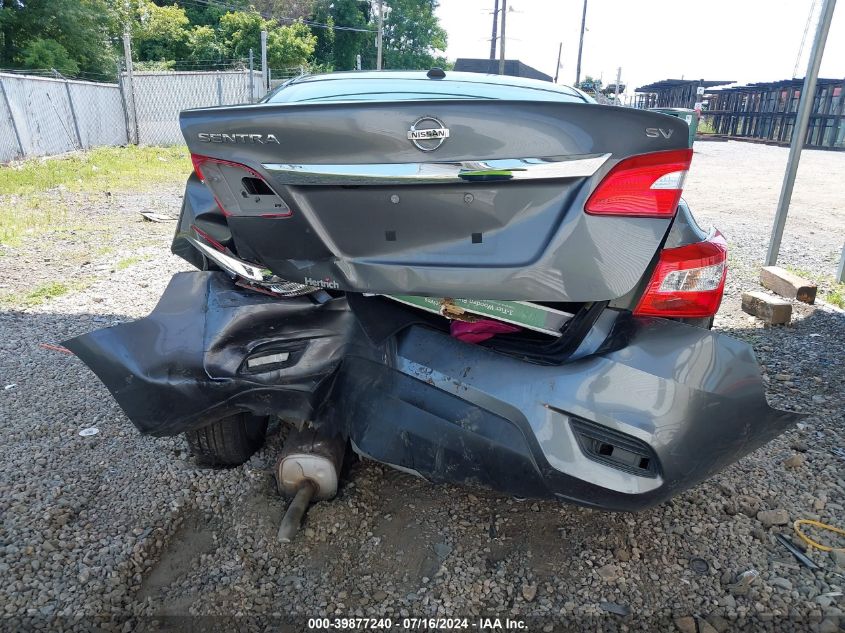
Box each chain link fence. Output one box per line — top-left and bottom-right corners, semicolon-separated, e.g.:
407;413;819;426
0;65;306;162
0;72;127;162
123;70;266;145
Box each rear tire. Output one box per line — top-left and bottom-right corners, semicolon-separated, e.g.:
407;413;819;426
184;413;269;467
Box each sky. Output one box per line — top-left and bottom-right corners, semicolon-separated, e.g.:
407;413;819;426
435;0;845;99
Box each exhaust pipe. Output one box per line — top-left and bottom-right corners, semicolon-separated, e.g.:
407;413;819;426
275;427;346;543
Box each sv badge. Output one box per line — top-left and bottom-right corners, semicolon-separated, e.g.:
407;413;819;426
646;128;674;139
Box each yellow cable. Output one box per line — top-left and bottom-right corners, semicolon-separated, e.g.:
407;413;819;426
793;519;845;553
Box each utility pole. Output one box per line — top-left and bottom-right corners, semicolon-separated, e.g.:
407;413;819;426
260;30;268;91
489;0;499;60
613;66;622;104
766;0;837;267
498;0;507;75
376;0;384;70
554;42;562;83
575;0;587;87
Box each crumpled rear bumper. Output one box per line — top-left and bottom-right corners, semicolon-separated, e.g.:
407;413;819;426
65;272;356;436
66;272;800;510
326;321;801;510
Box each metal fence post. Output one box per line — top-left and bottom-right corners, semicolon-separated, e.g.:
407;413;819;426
261;30;268;91
122;32;139;144
216;72;223;105
63;79;83;149
0;78;24;158
766;0;837;266
837;243;845;283
249;49;255;103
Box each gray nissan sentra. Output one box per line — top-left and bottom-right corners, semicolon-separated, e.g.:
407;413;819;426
67;70;800;512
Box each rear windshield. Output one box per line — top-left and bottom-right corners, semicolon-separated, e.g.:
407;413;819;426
263;73;591;105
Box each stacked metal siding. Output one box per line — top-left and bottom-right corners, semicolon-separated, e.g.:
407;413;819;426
633;79;735;110
705;78;845;150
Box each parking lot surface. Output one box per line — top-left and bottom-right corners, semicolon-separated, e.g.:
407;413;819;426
1;141;844;631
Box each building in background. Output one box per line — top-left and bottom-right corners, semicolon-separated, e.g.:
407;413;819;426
453;58;553;82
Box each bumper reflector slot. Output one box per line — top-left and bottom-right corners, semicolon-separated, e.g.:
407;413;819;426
569;418;659;478
246;352;290;369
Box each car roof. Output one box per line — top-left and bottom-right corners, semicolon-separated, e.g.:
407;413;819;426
263;70;592;104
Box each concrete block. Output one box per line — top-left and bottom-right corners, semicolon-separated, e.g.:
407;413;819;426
741;291;792;324
760;266;817;304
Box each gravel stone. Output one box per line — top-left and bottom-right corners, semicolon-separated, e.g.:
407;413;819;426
1;142;844;631
757;509;790;527
783;453;806;468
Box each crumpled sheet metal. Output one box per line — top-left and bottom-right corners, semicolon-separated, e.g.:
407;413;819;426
65;272;356;436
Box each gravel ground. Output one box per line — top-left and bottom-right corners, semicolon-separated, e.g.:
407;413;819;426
1;141;844;632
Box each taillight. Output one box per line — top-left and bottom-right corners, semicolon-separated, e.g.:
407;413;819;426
634;232;727;318
585;149;693;217
190;153;291;218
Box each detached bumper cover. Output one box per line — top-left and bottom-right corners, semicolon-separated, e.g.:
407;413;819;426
327;321;800;510
65;272;355;436
67;272;800;510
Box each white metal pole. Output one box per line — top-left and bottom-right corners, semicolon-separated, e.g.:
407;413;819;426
614;67;622;104
766;0;837;266
837;243;845;283
249;48;255;102
498;0;507;75
260;30;268;91
575;0;587;87
554;42;562;84
122;32;138;145
376;0;384;70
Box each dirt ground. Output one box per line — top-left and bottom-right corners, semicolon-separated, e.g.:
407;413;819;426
1;140;844;633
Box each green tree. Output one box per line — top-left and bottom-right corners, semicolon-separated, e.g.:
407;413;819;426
218;10;265;60
20;38;79;75
219;11;316;69
309;0;370;71
133;1;190;62
186;25;222;63
0;0;118;77
375;0;446;70
267;21;316;68
253;0;316;21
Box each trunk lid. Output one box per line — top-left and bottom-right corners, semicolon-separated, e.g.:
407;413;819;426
180;76;690;301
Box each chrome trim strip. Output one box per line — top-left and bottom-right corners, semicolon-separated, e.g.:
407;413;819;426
190;238;265;281
188;237;316;297
262;153;611;186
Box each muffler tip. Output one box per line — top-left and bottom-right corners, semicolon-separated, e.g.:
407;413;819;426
277;480;317;543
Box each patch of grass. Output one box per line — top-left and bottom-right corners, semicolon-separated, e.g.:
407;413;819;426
0;145;191;197
697;117;717;135
784;265;817;280
0;145;189;247
784;265;845;309
1;279;91;308
825;287;845;308
115;256;140;270
0;199;72;247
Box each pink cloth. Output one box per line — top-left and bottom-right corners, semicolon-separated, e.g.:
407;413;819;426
450;319;521;344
